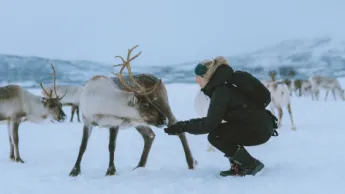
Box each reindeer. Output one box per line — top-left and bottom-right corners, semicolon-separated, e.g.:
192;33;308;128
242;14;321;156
301;80;312;97
0;64;66;163
194;90;216;152
260;71;295;130
283;79;312;97
42;85;83;122
309;75;345;101
68;45;196;177
261;70;277;87
266;81;296;131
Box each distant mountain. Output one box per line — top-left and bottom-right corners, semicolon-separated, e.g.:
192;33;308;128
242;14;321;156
1;36;345;88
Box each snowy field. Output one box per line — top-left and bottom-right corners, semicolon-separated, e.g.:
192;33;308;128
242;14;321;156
1;79;345;194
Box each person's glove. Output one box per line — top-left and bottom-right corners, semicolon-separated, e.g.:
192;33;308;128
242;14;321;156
164;121;188;135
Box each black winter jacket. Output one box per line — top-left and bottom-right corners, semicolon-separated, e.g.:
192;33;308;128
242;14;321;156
182;65;274;135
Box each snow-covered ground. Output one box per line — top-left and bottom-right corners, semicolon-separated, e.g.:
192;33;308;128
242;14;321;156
1;79;345;194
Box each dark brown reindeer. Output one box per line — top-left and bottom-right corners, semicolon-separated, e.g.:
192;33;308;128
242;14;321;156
69;45;196;177
0;64;66;163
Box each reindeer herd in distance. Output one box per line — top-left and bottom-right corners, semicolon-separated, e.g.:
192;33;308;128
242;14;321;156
1;44;344;177
260;70;345;132
193;68;345;152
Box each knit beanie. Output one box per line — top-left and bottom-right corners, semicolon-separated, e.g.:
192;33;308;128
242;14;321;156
194;63;208;77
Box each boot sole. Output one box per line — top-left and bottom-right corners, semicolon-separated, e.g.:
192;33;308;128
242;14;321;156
251;163;264;176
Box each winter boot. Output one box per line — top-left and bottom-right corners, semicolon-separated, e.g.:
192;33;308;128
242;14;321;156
231;146;264;176
219;158;244;177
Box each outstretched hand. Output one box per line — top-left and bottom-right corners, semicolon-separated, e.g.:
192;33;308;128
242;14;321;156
164;121;188;135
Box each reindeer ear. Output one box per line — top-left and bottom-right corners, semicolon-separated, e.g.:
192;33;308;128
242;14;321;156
41;97;47;103
127;93;139;106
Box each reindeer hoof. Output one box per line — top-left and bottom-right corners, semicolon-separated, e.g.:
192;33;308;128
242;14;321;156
69;167;81;177
188;160;198;169
15;157;25;163
133;165;144;171
9;155;15;161
105;166;116;176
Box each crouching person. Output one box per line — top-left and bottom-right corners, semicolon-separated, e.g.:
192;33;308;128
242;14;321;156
164;56;278;177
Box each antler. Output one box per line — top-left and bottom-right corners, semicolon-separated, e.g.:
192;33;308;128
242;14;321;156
112;45;159;95
40;63;66;100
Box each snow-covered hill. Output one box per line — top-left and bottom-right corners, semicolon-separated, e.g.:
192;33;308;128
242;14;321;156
1;37;345;88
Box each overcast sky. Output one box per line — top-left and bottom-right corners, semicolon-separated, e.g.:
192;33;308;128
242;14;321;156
0;0;344;66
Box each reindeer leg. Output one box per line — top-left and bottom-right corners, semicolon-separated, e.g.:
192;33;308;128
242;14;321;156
69;124;93;177
7;120;14;161
166;114;196;169
310;89;315;100
311;88;318;100
178;133;197;169
325;90;329;101
332;89;336;101
315;90;320;100
70;105;76;122
277;107;283;128
9;120;24;163
287;103;296;131
105;126;119;176
76;106;81;122
134;125;155;169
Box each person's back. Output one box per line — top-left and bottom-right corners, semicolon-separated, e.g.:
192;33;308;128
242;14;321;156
198;60;276;133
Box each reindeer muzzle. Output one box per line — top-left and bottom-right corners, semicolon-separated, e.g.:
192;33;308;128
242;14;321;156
58;114;67;122
156;116;168;128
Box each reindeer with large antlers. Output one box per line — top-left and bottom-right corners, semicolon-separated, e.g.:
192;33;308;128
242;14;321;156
0;64;66;163
69;45;196;177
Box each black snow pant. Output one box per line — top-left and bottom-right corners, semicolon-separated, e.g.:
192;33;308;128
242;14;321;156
207;110;274;157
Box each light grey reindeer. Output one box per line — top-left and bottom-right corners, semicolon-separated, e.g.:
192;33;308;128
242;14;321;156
309;75;345;101
0;64;66;163
42;85;83;122
69;45;197;177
